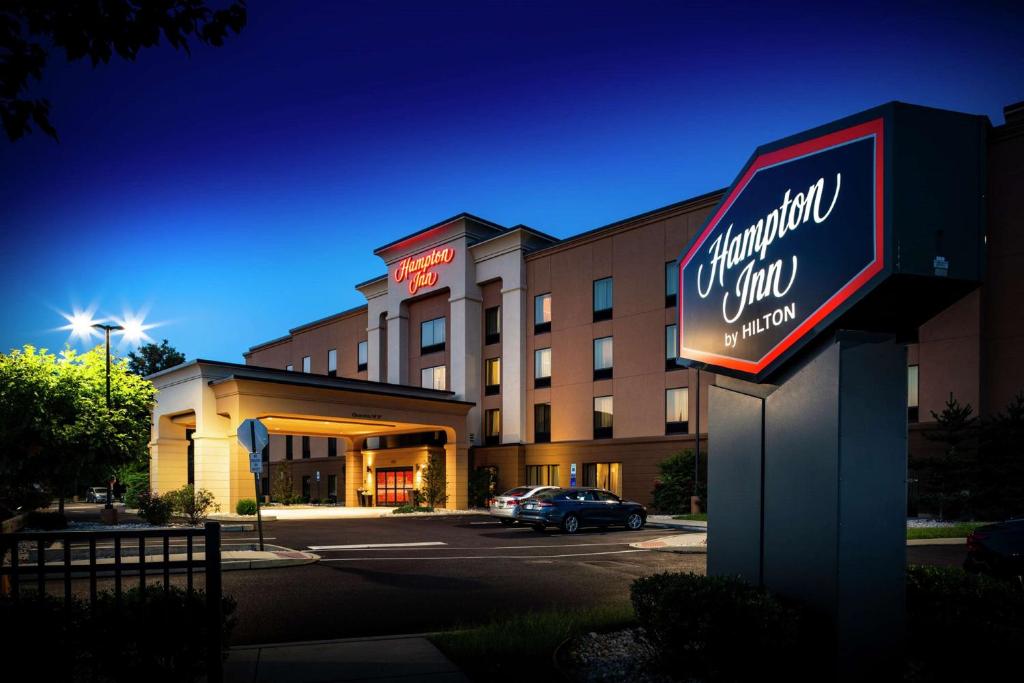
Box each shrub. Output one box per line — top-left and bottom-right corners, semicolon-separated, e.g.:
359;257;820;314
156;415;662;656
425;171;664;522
168;484;220;525
136;490;174;525
271;461;294;503
235;499;257;516
468;465;498;507
394;504;433;514
651;450;707;514
419;452;448;508
121;466;150;509
631;572;801;681
25;510;67;530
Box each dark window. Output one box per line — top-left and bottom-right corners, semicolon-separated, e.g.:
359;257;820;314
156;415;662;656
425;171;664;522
665;260;678;307
186;429;195;486
327;474;338;499
285;435;293;460
484;409;501;446
534;293;551;334
534;403;551;443
666;387;689;435
485;306;501;345
301;475;311;500
485;357;501;395
593;396;613;439
666;325;680;370
421;317;446;354
908;365;919;423
357;340;368;372
593;277;613;321
261;477;269;496
302;436;310;459
327;438;337;457
593;337;613;380
327;349;337;377
261;443;270;463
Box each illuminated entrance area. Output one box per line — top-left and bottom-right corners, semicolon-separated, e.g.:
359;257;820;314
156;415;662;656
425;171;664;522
376;467;415;506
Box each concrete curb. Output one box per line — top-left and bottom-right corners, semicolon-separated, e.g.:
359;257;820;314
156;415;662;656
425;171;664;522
906;537;967;546
631;533;708;554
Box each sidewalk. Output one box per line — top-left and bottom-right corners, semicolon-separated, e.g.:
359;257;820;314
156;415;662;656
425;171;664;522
646;514;707;531
228;507;483;521
226;634;469;683
631;531;708;553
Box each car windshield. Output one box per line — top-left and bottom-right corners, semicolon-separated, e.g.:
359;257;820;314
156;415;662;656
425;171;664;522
501;487;533;497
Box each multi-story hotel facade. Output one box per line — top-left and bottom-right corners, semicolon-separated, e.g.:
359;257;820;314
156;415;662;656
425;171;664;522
148;101;1023;509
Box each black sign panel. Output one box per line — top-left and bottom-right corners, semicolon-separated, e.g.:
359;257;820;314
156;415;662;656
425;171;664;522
678;118;884;381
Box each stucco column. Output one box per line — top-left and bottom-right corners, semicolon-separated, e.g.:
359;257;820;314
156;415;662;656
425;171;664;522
366;321;382;382
149;435;189;496
344;440;364;507
190;433;232;509
386;312;409;385
449;295;482;439
444;442;469;509
500;285;526;443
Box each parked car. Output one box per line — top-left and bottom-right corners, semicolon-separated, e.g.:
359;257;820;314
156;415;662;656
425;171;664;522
965;518;1024;580
488;486;558;525
85;486;109;503
516;487;647;534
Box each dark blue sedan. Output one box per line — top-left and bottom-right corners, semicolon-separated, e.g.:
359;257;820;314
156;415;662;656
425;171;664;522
516;488;647;534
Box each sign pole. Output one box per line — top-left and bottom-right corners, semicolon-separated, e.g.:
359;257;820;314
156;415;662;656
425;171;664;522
252;457;265;551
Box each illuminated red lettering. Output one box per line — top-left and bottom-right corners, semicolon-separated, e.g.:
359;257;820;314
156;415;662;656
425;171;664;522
393;247;454;294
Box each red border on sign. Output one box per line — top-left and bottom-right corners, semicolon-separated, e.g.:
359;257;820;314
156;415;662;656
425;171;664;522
678;117;885;375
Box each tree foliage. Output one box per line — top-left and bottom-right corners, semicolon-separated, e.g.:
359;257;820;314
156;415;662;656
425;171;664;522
127;339;185;376
651;449;707;514
0;345;156;517
1;0;247;142
419;452;448;508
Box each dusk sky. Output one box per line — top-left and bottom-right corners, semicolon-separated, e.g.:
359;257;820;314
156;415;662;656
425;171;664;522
2;0;1022;363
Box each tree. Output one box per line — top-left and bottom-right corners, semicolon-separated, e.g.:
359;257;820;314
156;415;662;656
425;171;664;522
919;393;979;519
418;452;447;509
1;0;247;142
0;345;156;517
271;460;294;503
127;339;185;376
651;450;707;515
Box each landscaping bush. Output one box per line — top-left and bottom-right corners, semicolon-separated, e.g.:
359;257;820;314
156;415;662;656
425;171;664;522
0;585;236;682
631;572;802;681
121;466;150;509
651;450;707;514
167;484;220;524
469;465;498;507
235;498;257;516
25;510;67;530
135;490;174;525
394;504;433;514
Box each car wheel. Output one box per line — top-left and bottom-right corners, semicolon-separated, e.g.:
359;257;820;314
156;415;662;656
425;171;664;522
499;519;514;526
561;514;580;534
626;512;645;530
532;524;546;532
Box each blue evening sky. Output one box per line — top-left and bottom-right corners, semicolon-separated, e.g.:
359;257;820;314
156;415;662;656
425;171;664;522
1;0;1021;362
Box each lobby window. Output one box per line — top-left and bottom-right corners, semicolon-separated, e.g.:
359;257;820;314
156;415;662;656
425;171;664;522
302;436;310;459
583;462;621;496
485;306;501;345
261;477;269;497
285;435;293;460
421;317;446;354
535;293;552;334
908;365;920;423
302;475;311;500
666;387;689;435
593;277;613;321
534;403;551;443
593;336;613;380
485;357;501;395
357;340;368;372
302;355;311;373
327;474;338;500
534;347;552;388
593;395;613;439
421;365;446;391
327;437;337;457
286;364;293;372
526;464;559;487
666;324;679;370
665;260;678;307
484;408;501;446
327;349;337;377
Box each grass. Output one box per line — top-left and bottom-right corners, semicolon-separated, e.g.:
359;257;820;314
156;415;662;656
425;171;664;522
906;522;986;540
429;602;636;678
672;513;707;521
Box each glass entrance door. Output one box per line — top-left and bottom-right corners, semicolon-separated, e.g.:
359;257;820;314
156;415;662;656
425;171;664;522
375;467;415;506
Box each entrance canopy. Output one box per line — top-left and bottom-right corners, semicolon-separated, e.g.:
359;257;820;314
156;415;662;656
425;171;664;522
148;360;474;509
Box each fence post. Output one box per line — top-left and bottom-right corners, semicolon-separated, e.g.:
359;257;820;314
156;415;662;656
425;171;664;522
204;521;223;683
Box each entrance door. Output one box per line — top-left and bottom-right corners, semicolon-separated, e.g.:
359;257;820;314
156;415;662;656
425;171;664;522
376;467;414;506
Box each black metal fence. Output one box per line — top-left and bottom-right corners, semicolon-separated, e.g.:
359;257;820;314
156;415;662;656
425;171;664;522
0;521;223;682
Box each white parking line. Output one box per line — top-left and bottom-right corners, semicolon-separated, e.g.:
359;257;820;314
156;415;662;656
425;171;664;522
319;549;650;561
308;541;447;551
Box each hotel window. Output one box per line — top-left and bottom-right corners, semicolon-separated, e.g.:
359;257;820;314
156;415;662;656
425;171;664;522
665;261;678;307
593;277;613;321
327;437;337;457
302;436;310;459
357;340;368;372
593;336;613;380
666;387;690;435
535;293;552;334
421;365;446;391
526;464;559;487
285;435;293;460
286;364;293;372
302;355;311;373
534;347;552;388
583;462;621;496
327;474;338;499
908;365;920;423
534;403;551;443
485;357;501;395
327;349;337;377
421;317;446;354
261;477;269;497
593;395;613;439
666;324;679;370
485;306;501;345
302;475;311;500
484;408;501;446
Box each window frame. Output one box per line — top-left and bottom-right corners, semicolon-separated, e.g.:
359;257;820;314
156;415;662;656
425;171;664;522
526;464;559;487
665;260;678;307
666;387;690;435
357;340;368;372
421;364;446;391
908;365;920;423
302;435;311;459
666;324;680;371
484;408;501;446
534;347;552;388
301;355;311;373
593;395;614;439
593;277;613;321
327;348;337;377
285;435;293;460
534;403;551;443
485;306;501;345
534;293;552;334
593;336;613;380
485;357;501;395
420;317;446;354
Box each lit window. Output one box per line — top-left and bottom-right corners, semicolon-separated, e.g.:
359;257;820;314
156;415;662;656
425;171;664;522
485;306;501;345
421;317;446;353
302;356;311;373
286;364;293;372
593;337;613;380
526;464;559;486
327;349;337;377
908;365;919;423
593;396;613;439
421;365;446;390
535;293;552;333
583;462;621;495
484;408;501;445
665;261;678;306
593;278;613;321
666;325;679;370
485;358;501;395
357;340;368;372
666;388;689;434
534;403;551;443
534;347;551;387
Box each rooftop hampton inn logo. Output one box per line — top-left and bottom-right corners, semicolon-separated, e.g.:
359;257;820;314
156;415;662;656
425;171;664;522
678;118;885;381
393;246;455;295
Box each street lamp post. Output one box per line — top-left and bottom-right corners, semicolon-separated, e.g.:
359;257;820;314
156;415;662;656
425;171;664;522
92;323;123;509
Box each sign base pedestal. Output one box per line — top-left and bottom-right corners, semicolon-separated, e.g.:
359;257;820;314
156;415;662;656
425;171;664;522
708;331;907;675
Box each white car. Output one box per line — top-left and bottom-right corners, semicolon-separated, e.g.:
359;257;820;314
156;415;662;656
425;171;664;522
488;486;559;525
85;486;109;503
